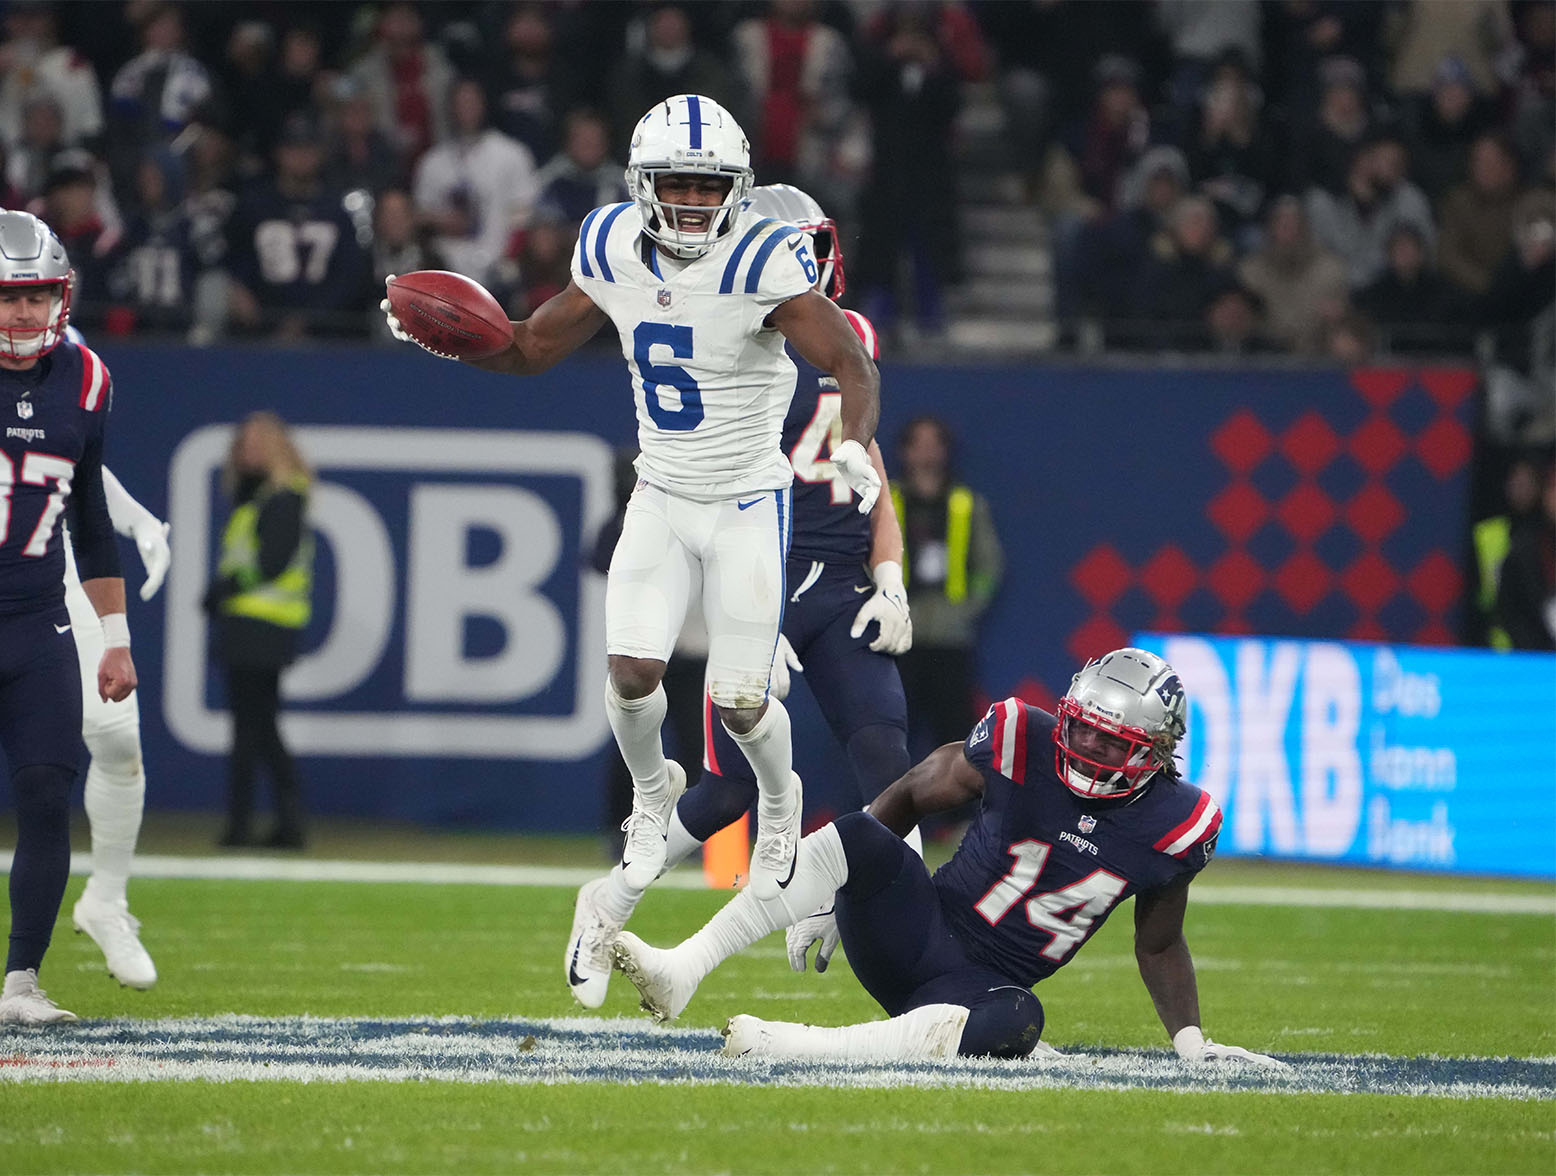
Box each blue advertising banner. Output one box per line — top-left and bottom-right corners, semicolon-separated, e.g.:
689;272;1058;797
1133;632;1556;879
0;344;1482;847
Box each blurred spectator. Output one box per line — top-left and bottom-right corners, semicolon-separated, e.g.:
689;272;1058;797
322;77;403;197
606;4;747;158
1494;461;1556;649
1507;0;1555;183
223;21;326;170
1401;56;1495;201
348;0;453;166
1204;284;1276;355
0;0;105;152
1321;308;1377;363
1064;145;1190;325
181;121;238;344
1260;1;1384;119
370;187;442;340
225;112;371;340
412;76;538;288
854;3;983;338
7;94;67;204
1065;53;1152;214
504;214;572;319
1184;51;1275;244
1130;194;1237;348
1155;0;1261;116
42;152;119;319
534;108;626;227
1355;222;1462;352
890;416;1002;770
0;140;21;209
1472;455;1545;648
1436;133;1525;296
1306;136;1435;289
106;3;212;197
1384;0;1515;98
732;1;854;204
1478;189;1556;443
1287;54;1374;195
103;148;195;336
484;2;582;166
1237;194;1348;353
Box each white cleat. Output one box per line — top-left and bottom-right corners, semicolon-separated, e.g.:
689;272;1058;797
619;760;687;890
749;772;803;901
720;1014;772;1058
73;897;157;989
611;931;698;1023
563;877;620;1009
0;969;79;1025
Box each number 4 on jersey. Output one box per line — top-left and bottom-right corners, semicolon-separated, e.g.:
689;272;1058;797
789;389;853;504
975;839;1129;963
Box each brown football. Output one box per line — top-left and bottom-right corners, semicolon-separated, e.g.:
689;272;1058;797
386;271;512;360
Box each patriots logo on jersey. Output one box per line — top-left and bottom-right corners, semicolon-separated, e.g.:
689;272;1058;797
16;400;33;419
970;711;992;747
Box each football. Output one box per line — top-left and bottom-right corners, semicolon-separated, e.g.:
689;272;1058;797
386;270;512;360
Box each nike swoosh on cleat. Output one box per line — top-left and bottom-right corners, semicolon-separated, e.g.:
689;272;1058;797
775;849;798;889
568;944;587;989
736;498;762;510
54;623;71;634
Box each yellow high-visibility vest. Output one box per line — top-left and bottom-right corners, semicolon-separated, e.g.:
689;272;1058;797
218;475;313;629
1472;515;1512;652
890;482;974;603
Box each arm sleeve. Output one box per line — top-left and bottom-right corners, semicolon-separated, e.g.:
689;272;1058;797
102;466;163;538
255;490;305;581
68;414;124;582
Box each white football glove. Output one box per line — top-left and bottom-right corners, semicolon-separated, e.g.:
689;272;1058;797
768;633;803;701
1173;1026;1287;1069
851;560;912;654
786;903;840;973
829;439;881;515
132;519;172;601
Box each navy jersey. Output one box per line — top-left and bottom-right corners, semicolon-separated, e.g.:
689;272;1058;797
0;341;120;614
226;178;370;315
783;309;880;563
934;699;1222;987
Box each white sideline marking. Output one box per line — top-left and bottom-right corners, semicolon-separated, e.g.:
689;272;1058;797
0;853;1551;914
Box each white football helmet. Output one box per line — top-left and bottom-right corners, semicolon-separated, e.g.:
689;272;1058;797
745;183;845;300
1054;648;1186;800
0;209;74;360
627;94;753;259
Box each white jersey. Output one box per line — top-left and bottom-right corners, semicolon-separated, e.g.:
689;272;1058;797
573;202;813;502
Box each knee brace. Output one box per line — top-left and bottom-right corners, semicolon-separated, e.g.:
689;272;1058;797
958;986;1045;1059
845;722;911;804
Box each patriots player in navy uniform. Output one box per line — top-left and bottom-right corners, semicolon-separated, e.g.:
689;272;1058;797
614;648;1283;1067
0;210;137;1025
564;185;913;1008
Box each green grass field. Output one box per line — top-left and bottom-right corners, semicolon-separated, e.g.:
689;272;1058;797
2;838;1553;1175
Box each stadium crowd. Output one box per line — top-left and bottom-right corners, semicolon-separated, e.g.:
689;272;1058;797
0;0;1550;381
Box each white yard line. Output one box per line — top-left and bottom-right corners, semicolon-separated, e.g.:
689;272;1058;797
0;852;1551;914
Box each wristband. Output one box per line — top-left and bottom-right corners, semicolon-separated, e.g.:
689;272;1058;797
1172;1025;1205;1058
871;560;904;593
101;613;131;649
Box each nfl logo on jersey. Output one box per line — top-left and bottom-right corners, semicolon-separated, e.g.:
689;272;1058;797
656;288;672;308
16;400;33;419
1078;814;1097;834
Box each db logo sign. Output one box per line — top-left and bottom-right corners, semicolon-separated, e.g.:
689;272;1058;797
164;425;615;759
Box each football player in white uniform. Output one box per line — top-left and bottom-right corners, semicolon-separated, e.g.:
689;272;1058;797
383;95;880;901
60;328;168;990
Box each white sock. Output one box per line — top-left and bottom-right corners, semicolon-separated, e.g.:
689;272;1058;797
740;1004;970;1061
677;822;848;983
82;727;145;906
604;678;670;802
725;698;794;827
597;811;704;925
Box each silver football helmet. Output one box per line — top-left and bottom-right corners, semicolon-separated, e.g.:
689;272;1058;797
0;209;74;360
627;94;753;259
745;183;845;300
1054;648;1186;800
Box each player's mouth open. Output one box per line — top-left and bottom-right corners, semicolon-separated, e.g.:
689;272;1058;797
677;212;711;231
